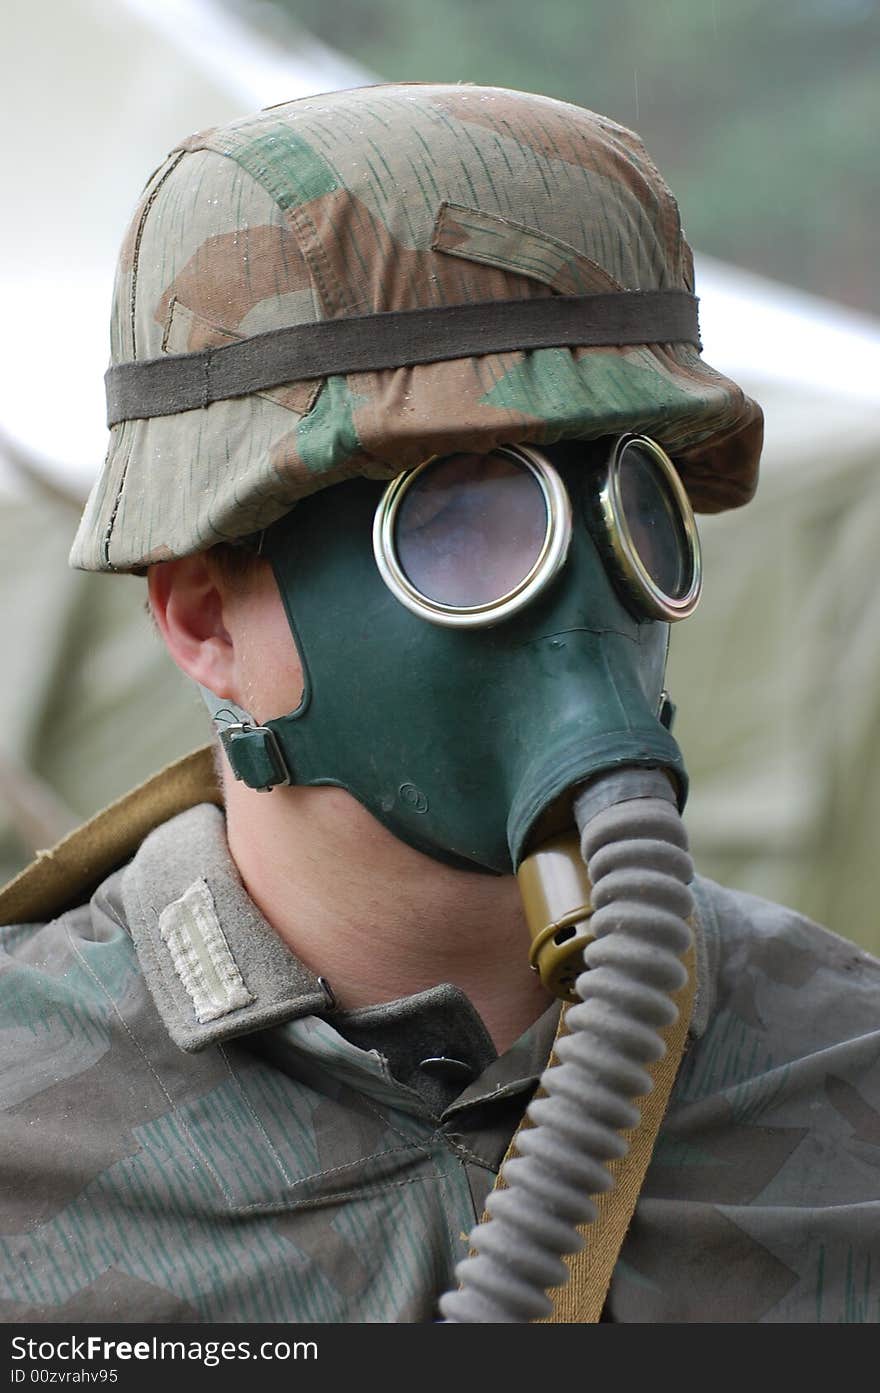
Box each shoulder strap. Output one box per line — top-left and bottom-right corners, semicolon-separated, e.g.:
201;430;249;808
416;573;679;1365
484;943;696;1323
0;746;221;926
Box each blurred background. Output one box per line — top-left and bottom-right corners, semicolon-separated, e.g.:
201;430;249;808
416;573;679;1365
2;0;879;952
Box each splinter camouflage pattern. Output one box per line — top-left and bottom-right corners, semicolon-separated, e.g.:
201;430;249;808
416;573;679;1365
1;804;879;1323
70;83;763;574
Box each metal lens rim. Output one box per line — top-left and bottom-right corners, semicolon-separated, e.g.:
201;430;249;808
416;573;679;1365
372;445;572;629
599;433;702;621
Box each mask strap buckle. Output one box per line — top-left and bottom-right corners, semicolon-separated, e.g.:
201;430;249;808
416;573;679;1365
219;722;292;791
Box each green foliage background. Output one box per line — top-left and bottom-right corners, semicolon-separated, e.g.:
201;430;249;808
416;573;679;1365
267;0;879;313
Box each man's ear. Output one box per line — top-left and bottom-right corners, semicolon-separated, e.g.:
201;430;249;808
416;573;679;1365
148;553;305;723
148;556;237;699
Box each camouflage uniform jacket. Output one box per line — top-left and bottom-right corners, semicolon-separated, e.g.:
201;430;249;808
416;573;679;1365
1;803;878;1323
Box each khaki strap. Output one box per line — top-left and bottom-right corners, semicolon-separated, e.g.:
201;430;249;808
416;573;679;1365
0;746;221;926
483;944;696;1323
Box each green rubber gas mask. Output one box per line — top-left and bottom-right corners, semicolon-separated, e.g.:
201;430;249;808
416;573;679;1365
221;435;701;874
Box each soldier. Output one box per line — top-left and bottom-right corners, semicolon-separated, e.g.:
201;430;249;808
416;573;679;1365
1;84;878;1324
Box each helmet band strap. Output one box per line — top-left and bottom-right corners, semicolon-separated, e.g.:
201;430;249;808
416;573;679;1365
105;290;700;426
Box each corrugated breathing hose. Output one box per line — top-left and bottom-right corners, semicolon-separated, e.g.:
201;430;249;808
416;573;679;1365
438;767;694;1323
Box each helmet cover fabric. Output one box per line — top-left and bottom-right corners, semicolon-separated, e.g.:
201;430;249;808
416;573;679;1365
70;83;763;574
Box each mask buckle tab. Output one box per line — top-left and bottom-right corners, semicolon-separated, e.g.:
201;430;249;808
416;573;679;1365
219;722;292;792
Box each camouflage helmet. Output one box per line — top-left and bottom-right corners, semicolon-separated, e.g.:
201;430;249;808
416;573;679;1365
70;83;763;574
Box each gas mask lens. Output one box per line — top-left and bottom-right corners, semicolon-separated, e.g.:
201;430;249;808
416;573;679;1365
373;435;701;627
373;446;572;628
599;434;702;620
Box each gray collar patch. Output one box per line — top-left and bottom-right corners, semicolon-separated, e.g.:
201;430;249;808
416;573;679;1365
122;803;327;1052
158;878;255;1024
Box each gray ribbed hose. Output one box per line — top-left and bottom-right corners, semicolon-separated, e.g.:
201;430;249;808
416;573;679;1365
438;768;694;1323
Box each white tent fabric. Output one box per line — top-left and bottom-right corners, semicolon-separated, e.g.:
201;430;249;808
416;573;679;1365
0;0;372;494
1;0;878;950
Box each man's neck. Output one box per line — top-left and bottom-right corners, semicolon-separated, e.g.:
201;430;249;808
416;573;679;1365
224;778;553;1053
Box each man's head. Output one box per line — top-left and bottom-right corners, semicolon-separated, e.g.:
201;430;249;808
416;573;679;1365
72;82;762;873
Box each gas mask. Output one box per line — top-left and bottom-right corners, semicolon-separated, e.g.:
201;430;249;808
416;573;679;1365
221;432;700;878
